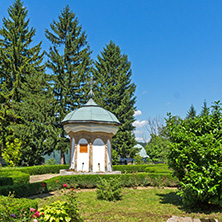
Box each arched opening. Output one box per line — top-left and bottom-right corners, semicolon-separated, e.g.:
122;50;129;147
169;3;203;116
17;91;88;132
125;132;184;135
93;138;105;172
77;138;89;171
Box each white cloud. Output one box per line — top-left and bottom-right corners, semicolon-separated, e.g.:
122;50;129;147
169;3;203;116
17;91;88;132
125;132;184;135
134;130;143;135
142;91;148;95
134;110;142;117
132;120;148;128
135;137;144;142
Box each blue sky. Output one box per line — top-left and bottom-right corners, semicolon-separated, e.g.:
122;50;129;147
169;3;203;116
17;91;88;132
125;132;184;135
1;0;222;141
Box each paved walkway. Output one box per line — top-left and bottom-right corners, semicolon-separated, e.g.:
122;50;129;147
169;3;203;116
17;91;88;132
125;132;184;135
30;174;60;183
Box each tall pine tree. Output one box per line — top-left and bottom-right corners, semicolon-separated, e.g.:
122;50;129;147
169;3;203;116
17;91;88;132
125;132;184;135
93;41;137;158
186;104;196;119
46;6;92;164
200;100;209;116
0;0;56;165
0;0;44;102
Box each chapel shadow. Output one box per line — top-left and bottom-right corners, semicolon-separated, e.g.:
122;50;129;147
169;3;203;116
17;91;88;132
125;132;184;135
157;192;222;214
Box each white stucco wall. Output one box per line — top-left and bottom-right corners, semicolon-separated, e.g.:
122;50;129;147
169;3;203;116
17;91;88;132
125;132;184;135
77;138;89;171
93;138;105;172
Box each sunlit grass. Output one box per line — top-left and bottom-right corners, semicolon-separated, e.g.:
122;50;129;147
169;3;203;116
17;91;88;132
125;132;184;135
37;188;222;222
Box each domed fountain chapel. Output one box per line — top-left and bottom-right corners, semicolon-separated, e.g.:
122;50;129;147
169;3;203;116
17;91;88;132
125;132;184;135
61;86;120;173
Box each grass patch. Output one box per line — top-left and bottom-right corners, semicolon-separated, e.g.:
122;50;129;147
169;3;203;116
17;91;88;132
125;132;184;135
36;188;222;222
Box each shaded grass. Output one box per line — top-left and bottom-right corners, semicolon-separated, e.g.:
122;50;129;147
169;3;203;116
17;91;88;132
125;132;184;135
36;188;222;222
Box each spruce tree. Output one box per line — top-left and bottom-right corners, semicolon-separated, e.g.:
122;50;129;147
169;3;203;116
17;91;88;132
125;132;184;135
13;71;57;165
0;87;22;155
0;0;55;165
0;0;44;102
200;100;209;116
186;104;196;119
93;41;137;158
46;6;92;164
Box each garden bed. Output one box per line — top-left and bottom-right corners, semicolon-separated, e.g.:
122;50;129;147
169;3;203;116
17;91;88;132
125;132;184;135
34;188;222;222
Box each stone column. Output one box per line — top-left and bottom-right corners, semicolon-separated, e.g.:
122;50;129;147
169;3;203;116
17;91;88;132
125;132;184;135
109;137;112;171
69;137;72;169
74;143;78;171
89;141;93;172
105;142;108;172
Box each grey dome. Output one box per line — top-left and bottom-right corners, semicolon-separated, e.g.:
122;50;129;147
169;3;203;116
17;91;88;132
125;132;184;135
61;98;120;125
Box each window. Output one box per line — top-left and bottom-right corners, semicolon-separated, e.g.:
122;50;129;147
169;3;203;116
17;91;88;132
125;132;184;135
80;144;88;153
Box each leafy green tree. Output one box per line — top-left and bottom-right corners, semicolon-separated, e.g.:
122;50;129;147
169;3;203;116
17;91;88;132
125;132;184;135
166;101;222;206
186;104;196;119
93;41;137;158
2;138;22;167
46;6;92;164
145;134;170;163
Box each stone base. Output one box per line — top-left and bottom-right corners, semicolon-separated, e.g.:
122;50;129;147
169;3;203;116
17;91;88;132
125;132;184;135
60;169;121;176
167;216;218;222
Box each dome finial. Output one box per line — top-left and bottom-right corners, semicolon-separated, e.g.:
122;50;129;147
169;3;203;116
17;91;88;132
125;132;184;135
88;76;95;98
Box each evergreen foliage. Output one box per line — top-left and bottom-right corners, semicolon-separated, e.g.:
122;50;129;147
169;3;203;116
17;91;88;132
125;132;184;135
0;0;44;102
0;88;22;154
93;41;137;158
0;0;56;165
2;138;22;167
145;134;170;163
45;5;92;164
166;101;222;206
186;104;196;119
200;100;209;116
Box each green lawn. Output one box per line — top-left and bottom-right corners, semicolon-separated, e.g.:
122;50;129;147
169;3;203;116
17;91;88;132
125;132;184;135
37;188;222;222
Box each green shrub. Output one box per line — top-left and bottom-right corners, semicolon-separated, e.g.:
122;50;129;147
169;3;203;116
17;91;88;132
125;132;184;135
96;176;122;201
166;102;222;206
0;171;29;185
0;193;38;220
39;189;83;222
1;164;69;175
0;182;47;197
0;173;178;197
40;201;72;221
0;177;13;186
45;158;57;165
145;166;172;174
113;165;148;173
113;164;168;173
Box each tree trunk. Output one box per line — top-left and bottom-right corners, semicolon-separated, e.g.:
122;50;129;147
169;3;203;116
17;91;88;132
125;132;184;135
60;149;66;165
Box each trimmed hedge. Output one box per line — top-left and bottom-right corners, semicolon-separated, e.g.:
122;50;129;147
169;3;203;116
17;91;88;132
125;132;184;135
1;165;69;175
145;166;172;174
0;177;13;186
0;195;38;218
1;164;171;175
0;182;48;197
0;173;179;197
113;164;171;173
0;171;30;185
